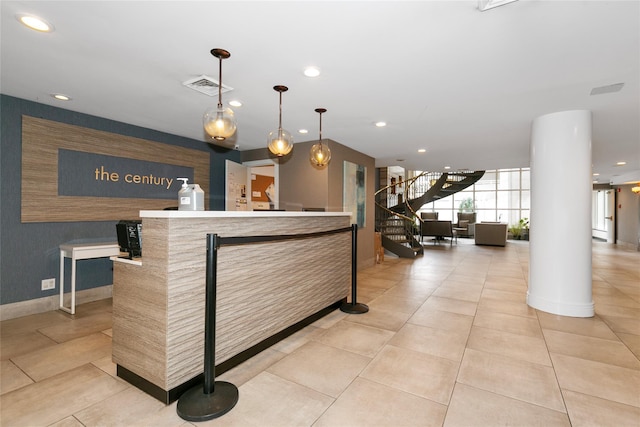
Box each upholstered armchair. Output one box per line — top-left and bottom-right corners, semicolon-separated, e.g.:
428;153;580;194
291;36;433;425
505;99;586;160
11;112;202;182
421;212;439;221
455;212;476;237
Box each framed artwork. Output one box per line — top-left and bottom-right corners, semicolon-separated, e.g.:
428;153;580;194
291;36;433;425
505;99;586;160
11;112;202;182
343;161;366;228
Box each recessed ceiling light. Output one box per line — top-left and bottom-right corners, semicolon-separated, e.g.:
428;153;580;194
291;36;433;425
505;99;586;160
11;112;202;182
229;100;242;107
16;13;54;32
418;149;426;153
616;161;627;166
444;166;451;170
303;66;320;78
52;93;71;101
593;173;600;176
298;129;308;134
375;122;386;127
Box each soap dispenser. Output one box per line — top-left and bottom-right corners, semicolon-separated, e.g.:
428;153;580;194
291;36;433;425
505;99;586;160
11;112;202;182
177;178;204;211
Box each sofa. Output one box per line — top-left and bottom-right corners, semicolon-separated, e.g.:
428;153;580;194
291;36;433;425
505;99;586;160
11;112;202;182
474;222;508;246
455;212;476;237
421;220;456;245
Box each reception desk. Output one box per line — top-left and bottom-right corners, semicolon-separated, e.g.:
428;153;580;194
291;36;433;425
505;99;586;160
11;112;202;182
112;210;352;403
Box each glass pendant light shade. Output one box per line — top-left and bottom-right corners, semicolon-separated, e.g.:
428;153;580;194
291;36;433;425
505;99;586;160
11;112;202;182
267;85;293;156
310;141;331;166
203;48;237;142
310;108;331;166
268;128;294;156
204;106;237;141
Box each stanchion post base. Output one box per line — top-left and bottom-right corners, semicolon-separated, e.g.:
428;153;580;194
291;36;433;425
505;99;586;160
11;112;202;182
177;381;239;422
340;302;369;314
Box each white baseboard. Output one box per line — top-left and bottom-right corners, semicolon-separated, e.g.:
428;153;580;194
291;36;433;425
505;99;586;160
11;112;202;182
0;285;113;321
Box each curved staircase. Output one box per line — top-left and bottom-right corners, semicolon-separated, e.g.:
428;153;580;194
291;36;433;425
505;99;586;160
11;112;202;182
375;170;485;258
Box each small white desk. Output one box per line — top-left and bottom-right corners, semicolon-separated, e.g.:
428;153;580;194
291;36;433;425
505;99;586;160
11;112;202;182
59;242;120;314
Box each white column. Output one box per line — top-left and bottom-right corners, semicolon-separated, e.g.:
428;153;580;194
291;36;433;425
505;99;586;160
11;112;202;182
527;110;594;317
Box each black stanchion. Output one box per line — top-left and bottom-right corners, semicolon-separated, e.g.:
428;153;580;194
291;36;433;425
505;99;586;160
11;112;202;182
177;234;238;421
341;224;369;314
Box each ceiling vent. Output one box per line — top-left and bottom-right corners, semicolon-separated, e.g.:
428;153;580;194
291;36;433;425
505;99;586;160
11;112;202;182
183;75;233;97
590;83;624;96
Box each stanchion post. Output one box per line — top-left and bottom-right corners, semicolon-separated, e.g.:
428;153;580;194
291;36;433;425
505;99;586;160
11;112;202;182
341;224;369;314
177;234;239;421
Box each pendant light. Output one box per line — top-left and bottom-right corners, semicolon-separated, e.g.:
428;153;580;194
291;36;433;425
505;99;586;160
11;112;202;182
267;85;294;156
310;108;331;167
203;48;237;142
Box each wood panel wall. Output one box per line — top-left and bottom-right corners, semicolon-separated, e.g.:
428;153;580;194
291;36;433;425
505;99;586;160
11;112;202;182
21;116;210;222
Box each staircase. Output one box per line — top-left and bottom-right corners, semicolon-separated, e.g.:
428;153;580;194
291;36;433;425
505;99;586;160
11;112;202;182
375;170;485;258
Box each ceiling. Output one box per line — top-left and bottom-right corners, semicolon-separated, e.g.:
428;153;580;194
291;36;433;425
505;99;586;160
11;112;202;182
2;1;639;185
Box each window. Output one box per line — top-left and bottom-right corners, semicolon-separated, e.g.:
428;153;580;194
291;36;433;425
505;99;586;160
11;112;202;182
421;168;530;227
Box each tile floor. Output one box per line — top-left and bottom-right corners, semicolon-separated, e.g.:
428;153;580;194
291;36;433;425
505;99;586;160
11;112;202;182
1;240;639;426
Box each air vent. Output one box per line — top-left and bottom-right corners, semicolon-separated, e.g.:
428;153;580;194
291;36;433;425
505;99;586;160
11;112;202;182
590;83;624;96
183;75;233;97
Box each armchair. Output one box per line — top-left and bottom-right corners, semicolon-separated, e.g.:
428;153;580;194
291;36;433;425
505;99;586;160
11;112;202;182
455;212;476;237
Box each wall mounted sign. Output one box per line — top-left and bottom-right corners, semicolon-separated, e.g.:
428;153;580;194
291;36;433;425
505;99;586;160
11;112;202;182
21;115;210;222
58;149;193;199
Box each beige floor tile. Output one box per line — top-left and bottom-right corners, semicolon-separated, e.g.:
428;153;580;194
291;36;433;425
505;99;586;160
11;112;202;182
0;330;58;360
0;364;127;427
457;348;565;412
91;355;118;378
315;377;447;427
357;276;399;290
389;323;469;361
562;389;640;427
467;326;551;366
551;353;640;408
599;313;640;335
49;416;85;427
269;324;325;354
473;309;543;338
477;297;538;318
360;345;459;405
38;310;113;343
0;359;33;395
366;293;425;315
445;272;488;285
310;309;347;329
12;332;112;381
543;329;640;370
420;296;478;316
0;311;70;337
444;383;570;427
74;386;166;426
137;401;191;427
382;282;437;300
483;275;527;290
203;371;333;426
218;347;287;387
432;285;482;303
536;311;620;340
618;332;640;358
408;307;474;335
596;302;640;318
343;306;412;332
314;320;395;358
481;287;526;303
267;341;370;398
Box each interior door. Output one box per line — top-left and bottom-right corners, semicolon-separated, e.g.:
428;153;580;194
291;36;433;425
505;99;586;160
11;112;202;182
606;189;615;243
225;160;248;211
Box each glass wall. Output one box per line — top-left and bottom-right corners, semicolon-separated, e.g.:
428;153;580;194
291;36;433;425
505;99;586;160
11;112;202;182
419;168;530;227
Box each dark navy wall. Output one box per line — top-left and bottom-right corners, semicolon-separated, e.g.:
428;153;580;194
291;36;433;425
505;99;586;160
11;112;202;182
0;95;240;305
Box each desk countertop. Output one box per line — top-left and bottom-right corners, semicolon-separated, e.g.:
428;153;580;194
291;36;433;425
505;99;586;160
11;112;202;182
140;210;351;219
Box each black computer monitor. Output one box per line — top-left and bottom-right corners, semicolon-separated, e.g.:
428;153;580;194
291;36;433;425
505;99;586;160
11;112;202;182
116;220;142;259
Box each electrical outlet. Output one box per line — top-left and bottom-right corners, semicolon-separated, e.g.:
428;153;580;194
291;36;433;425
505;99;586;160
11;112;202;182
41;278;55;291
